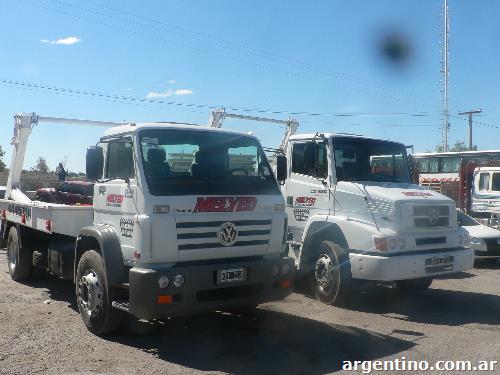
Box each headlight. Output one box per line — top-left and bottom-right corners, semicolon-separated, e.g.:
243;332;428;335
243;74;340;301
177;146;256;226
158;276;170;289
281;263;290;275
173;274;185;287
388;239;397;250
272;265;280;276
397;238;406;249
470;237;485;246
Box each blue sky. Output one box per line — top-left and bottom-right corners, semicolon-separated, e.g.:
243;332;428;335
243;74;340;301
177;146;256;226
1;0;500;173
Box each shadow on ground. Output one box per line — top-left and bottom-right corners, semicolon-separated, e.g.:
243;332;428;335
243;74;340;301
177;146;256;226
8;264;413;375
108;310;414;375
19;273;78;311
295;273;500;327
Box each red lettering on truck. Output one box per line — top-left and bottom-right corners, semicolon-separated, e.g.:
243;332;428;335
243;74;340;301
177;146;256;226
193;197;257;212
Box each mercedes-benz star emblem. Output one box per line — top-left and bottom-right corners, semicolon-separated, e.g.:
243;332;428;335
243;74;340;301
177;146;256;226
218;222;238;246
428;208;440;226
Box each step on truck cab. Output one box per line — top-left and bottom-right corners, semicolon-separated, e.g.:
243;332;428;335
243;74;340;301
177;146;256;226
0;113;294;334
209;109;474;305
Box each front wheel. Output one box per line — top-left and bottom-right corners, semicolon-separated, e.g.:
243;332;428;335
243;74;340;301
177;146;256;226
313;240;352;305
76;250;125;335
6;226;32;281
395;278;433;293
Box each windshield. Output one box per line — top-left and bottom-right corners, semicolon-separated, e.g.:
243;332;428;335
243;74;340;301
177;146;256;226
333;137;411;183
457;210;480;226
139;129;280;196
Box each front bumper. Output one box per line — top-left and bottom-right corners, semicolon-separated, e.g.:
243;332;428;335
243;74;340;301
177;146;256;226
349;247;474;281
128;257;295;320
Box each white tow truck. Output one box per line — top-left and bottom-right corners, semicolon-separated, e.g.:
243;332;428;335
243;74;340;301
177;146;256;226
0;113;294;334
210;109;474;305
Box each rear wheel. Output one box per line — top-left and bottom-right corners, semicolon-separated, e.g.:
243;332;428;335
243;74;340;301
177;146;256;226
6;226;32;281
313;240;352;305
76;250;125;335
395;278;433;293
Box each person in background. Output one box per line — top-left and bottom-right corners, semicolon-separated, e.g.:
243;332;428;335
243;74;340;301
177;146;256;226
56;162;68;182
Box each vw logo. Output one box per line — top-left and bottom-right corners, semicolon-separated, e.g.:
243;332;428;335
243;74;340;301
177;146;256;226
428;208;440;226
217;222;238;246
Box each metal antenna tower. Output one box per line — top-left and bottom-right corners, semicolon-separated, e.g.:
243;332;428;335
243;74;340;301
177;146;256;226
441;0;450;151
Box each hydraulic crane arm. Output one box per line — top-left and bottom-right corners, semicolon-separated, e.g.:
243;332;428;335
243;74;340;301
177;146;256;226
208;108;299;153
5;113;123;202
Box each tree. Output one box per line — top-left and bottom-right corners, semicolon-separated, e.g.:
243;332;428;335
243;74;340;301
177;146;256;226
34;157;50;173
435;140;477;152
0;146;5;172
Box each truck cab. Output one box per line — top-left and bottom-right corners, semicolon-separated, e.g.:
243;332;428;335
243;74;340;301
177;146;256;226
282;133;474;304
80;123;295;328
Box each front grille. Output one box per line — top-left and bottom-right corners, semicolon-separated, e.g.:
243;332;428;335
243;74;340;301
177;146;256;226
416;236;446;246
197;284;263;302
176;219;271;251
412;205;451;228
415;217;450;228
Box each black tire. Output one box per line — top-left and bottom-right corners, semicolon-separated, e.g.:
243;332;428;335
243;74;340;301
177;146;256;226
395;278;433;293
76;250;125;335
6;226;32;281
312;240;352;305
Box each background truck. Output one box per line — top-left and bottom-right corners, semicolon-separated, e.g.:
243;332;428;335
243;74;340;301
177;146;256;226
412;150;500;228
210;109;474;305
0;113;294;335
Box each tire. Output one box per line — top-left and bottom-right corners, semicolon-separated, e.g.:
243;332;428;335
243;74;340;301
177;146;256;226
6;226;32;281
76;250;125;335
395;278;433;293
312;240;352;305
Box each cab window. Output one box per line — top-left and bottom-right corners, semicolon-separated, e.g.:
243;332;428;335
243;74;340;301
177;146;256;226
479;173;490;191
106;142;135;179
292;142;328;179
492;173;500;192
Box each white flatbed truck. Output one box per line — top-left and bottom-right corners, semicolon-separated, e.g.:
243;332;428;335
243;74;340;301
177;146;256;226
1;113;294;334
210;109;474;305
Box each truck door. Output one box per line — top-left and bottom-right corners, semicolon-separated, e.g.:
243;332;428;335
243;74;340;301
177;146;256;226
93;139;138;261
284;140;331;242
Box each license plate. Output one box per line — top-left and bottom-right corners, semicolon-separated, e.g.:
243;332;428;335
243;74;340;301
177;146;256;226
218;268;246;284
425;255;454;266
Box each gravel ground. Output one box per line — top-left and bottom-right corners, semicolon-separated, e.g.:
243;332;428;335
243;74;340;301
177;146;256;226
1;249;500;375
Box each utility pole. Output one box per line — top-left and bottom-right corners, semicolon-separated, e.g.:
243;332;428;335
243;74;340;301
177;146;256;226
458;109;482;150
441;0;450;151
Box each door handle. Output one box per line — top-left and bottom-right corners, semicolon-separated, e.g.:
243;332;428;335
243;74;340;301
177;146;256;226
286;196;293;205
99;186;106;195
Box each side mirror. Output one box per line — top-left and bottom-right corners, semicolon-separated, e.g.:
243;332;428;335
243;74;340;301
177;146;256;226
86;146;104;181
276;155;288;182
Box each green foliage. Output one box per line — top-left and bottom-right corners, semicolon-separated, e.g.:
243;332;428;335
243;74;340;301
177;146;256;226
0;146;5;172
435;140;477;152
34;157;50;174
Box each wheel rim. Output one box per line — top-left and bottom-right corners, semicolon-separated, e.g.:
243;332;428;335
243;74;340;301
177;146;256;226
315;253;337;295
7;237;17;273
77;269;103;318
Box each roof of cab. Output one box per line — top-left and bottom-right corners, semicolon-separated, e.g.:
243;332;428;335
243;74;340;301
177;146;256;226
102;122;258;139
289;132;405;145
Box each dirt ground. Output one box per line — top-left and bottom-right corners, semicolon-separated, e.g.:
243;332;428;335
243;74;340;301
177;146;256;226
1;249;500;375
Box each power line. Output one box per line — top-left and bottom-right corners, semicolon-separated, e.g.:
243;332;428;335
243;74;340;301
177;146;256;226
0;76;434;120
20;0;435;108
